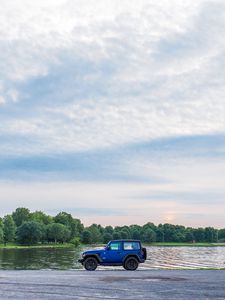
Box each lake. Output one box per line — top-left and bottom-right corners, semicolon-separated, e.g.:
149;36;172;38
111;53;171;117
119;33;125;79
0;246;225;270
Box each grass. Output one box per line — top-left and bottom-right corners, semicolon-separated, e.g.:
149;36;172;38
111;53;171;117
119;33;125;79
0;243;76;249
1;242;225;249
145;242;225;247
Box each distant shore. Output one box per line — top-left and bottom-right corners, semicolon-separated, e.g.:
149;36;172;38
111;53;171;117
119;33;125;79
1;242;225;249
0;243;76;249
146;242;225;247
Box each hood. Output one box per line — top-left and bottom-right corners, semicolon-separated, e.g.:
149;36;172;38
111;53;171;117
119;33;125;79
83;247;105;255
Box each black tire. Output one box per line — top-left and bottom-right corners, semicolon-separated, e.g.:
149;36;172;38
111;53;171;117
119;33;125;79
123;257;139;271
84;257;98;271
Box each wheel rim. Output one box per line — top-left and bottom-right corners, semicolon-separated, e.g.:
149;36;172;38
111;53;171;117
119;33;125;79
127;259;137;270
85;259;96;270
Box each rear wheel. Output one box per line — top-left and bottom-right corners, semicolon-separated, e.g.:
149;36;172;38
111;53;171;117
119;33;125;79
84;257;98;271
123;257;139;271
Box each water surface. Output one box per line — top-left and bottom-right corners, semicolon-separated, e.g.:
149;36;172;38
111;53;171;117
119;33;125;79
0;246;225;270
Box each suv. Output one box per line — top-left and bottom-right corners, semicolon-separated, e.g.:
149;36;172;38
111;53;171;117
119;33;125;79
78;240;147;271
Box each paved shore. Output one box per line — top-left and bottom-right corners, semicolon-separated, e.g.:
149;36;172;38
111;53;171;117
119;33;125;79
0;270;225;299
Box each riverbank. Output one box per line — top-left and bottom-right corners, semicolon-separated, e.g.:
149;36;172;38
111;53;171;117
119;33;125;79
0;243;76;249
0;270;224;299
1;242;225;249
147;242;225;247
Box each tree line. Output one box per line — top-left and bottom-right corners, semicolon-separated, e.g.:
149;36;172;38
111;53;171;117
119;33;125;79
1;207;225;245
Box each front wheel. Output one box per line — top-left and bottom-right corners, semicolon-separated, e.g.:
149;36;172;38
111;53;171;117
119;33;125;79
84;257;98;271
123;257;139;271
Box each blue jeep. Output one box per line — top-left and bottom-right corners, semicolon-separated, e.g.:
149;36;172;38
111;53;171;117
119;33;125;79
78;240;147;271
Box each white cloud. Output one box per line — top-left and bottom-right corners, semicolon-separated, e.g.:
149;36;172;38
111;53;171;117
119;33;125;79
0;0;225;155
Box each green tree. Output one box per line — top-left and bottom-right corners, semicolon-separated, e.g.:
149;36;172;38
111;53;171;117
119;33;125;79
131;230;141;240
73;219;84;237
104;226;114;235
3;215;16;245
12;208;30;227
218;228;225;242
193;228;205;242
156;225;165;242
185;230;194;243
120;230;129;239
17;221;44;245
81;230;92;244
30;211;53;225
54;212;82;239
0;218;3;244
205;227;217;243
142;228;156;243
103;233;113;243
162;224;177;242
47;223;71;243
130;225;142;240
112;231;121;240
88;224;102;243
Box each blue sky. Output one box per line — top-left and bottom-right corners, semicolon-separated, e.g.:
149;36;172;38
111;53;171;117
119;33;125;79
0;0;225;227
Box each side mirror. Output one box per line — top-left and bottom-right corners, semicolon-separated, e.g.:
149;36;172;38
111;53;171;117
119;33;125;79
106;245;110;250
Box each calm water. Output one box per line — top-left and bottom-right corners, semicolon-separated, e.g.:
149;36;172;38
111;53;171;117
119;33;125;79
0;246;225;270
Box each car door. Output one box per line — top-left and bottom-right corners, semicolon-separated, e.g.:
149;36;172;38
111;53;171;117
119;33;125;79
103;241;123;263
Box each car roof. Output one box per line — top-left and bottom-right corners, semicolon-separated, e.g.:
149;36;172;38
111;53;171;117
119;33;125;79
109;240;141;243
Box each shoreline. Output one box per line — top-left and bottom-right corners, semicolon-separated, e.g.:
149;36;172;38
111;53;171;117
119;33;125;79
1;242;225;249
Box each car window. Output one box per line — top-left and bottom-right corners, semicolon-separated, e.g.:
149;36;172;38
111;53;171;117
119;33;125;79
109;242;120;250
123;242;140;250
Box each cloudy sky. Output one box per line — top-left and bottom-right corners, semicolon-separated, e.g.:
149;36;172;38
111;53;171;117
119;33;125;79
0;0;225;227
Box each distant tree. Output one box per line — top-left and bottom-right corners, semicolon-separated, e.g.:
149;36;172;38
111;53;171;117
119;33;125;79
130;225;142;240
70;237;80;247
30;211;53;225
73;219;84;237
112;231;121;240
120;226;131;239
120;230;129;239
185;230;194;243
218;228;225;242
0;218;3;243
103;233;113;244
81;230;92;244
142;228;156;243
156;225;165;242
142;222;156;231
54;212;83;239
104;226;114;235
171;231;185;242
131;230;141;240
47;223;71;243
54;212;73;226
17;221;43;245
12;208;30;227
193;228;205;242
162;224;177;242
3;215;16;245
205;227;217;243
88;224;102;243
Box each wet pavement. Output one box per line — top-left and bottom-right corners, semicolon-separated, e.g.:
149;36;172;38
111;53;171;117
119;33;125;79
0;270;225;299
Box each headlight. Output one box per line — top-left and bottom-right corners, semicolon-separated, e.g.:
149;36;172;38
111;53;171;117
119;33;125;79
82;253;86;257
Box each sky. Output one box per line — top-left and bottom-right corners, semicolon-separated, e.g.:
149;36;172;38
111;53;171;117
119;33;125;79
0;0;225;227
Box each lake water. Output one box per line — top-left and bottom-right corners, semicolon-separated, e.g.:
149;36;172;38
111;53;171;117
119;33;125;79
0;246;225;270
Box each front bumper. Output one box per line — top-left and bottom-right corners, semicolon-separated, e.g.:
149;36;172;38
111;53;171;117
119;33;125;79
78;258;85;264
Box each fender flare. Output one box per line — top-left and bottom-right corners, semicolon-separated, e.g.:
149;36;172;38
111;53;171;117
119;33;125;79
122;254;141;264
84;254;103;263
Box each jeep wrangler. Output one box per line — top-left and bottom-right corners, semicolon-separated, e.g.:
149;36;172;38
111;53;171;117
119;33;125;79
78;240;147;271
